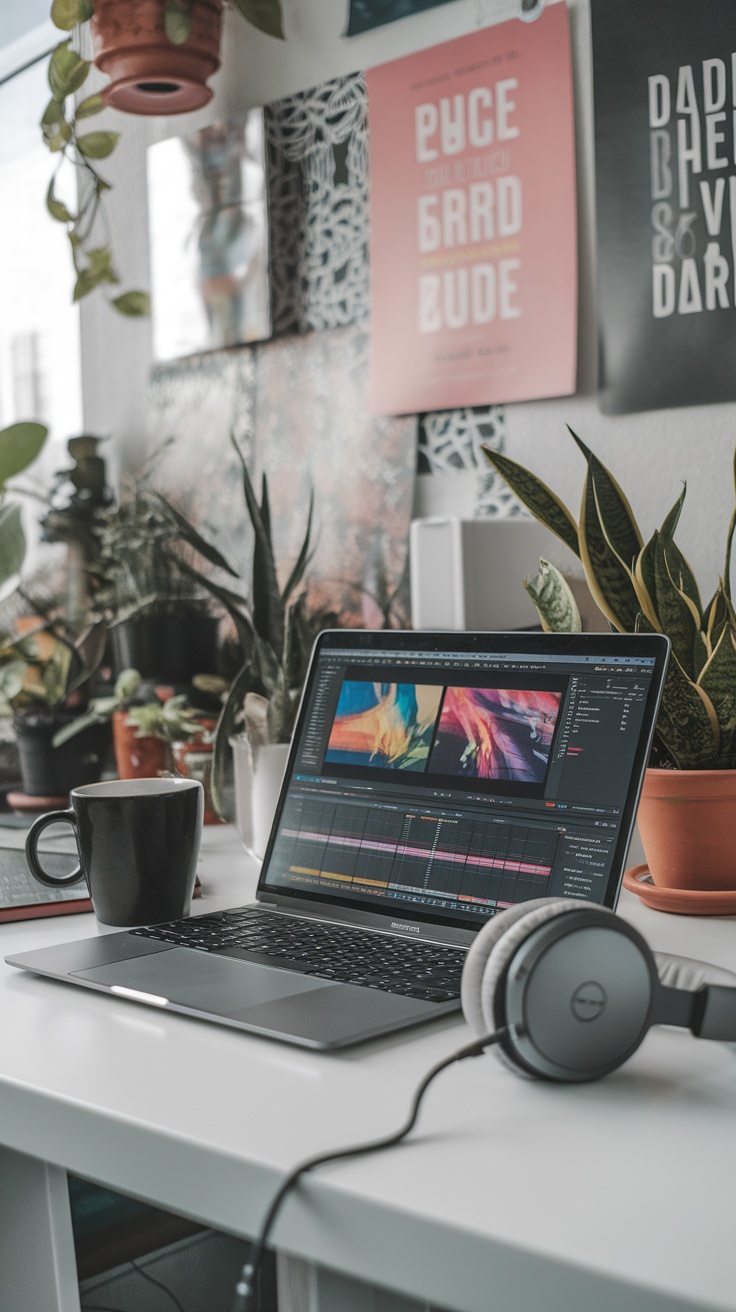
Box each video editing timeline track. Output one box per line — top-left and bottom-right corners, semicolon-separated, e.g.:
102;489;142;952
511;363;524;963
272;794;559;916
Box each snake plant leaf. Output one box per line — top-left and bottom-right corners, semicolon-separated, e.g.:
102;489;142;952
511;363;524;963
481;446;580;557
283;592;312;690
569;427;643;571
231;439;284;656
660;484;686;540
725;448;736;602
523;559;582;633
632;533;660;628
704;582;728;655
156;493;239;576
48;41;90;101
697;624;736;766
211;658;265;820
0;503;26;588
659;533;702;620
229;0;285;39
0;423;47;488
51;0;93;30
76;130;119;160
579;474;641;632
282;493;314;608
111;291;150;317
638;614;719;766
260;474;272;548
653;535;700;678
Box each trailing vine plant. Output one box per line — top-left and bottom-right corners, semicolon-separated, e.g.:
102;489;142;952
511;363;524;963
42;0;150;315
41;0;284;315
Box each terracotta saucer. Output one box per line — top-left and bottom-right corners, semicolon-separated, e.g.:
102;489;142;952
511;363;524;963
623;864;736;916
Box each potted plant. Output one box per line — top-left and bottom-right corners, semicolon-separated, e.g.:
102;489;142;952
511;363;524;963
92;471;219;683
41;0;284;312
483;430;736;893
0;620;110;800
159;435;334;825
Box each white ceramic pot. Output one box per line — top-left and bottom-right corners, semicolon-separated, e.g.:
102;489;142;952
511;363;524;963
231;736;289;859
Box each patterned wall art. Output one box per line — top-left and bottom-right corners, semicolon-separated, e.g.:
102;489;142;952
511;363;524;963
264;73;370;336
148;325;416;628
347;0;457;36
147;115;270;362
418;404;526;517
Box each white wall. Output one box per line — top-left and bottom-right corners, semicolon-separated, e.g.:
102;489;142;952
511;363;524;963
80;0;735;601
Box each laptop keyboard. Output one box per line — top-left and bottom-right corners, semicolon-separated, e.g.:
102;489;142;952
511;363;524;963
132;909;466;1003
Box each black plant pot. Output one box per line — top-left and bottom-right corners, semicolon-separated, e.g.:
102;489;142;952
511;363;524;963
13;710;111;798
111;615;219;683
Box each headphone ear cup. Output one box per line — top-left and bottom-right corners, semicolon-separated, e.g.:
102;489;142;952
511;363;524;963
461;898;560;1037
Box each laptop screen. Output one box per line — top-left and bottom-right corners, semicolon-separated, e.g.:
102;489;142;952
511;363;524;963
259;630;668;933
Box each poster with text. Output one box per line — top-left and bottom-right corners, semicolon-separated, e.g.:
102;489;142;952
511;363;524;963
593;0;736;414
366;4;577;415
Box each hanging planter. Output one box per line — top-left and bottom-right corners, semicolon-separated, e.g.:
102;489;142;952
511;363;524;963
91;0;224;116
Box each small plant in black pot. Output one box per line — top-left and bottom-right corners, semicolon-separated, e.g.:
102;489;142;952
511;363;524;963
1;620;109;800
92;469;219;684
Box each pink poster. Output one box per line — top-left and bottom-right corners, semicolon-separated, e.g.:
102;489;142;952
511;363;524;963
366;5;577;414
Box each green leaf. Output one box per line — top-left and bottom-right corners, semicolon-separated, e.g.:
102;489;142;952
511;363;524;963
524;559;582;633
229;0;284;39
176;557;254;655
110;290;151;317
725;448;736;603
46;177;74;223
481;446;580;558
76;130;119;159
75;92;105;119
578;471;641;632
41;98;71;151
51;0;93;31
73;247;118;301
48;41;90;100
211;660;262;820
164;0;193;44
569;427;643;566
156;494;239;576
52;711;107;747
705;582;729;653
0;423;47;488
632;533;660;629
0;660;28;705
653;535;700;678
697;624;736;766
281;493;314;607
638;615;719;767
231;439;284;655
660;485;686;540
0;498;26;587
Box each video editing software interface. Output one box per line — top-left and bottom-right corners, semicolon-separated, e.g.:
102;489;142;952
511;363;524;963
262;644;658;930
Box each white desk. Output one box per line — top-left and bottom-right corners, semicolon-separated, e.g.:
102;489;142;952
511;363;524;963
1;826;736;1312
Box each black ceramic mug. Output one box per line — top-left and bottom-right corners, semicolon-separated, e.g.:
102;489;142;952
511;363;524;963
25;778;204;928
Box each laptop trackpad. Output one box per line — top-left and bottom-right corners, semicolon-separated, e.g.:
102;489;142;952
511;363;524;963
73;948;328;1012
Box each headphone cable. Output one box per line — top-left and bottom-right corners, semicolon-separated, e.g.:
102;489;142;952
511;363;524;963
232;1027;507;1312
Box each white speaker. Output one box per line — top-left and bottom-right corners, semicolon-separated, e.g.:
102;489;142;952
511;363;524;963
409;517;557;631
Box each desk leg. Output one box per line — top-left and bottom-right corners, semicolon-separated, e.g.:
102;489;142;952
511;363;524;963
0;1147;81;1312
278;1255;430;1312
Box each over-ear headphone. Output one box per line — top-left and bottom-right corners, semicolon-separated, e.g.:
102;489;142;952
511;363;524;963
234;898;736;1310
462;897;736;1083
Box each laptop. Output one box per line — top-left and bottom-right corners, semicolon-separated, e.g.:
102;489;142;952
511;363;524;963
7;629;670;1049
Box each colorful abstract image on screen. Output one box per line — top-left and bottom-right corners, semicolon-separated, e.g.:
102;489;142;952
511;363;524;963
430;687;562;783
325;681;443;771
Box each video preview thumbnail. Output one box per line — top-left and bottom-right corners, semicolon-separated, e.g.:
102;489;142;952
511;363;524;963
324;680;561;784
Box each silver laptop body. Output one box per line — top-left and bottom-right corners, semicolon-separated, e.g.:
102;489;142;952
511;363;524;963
7;630;669;1049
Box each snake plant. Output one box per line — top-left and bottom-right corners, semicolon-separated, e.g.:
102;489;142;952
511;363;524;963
483;429;736;770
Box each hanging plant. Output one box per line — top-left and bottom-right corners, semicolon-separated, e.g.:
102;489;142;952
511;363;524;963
42;0;284;312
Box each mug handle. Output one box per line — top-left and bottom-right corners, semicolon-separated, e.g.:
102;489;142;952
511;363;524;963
26;809;84;888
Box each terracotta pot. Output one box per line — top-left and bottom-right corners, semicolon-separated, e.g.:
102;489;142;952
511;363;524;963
91;0;223;116
637;768;736;890
112;710;170;780
172;720;222;825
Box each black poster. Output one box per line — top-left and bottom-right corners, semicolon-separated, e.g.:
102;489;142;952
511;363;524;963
592;0;736;414
347;0;455;37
